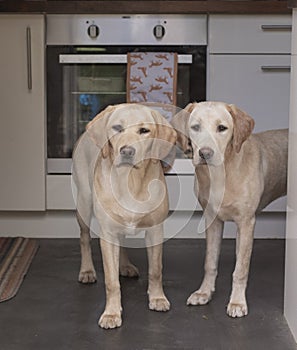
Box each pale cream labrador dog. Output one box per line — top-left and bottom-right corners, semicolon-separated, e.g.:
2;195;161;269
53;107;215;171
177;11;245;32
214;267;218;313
172;101;288;318
73;103;176;329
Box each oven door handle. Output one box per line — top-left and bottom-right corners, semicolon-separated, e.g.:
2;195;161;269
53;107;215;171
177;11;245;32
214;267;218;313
59;54;192;64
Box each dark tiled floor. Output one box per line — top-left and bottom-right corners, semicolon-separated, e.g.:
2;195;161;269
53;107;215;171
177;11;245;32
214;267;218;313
0;239;296;350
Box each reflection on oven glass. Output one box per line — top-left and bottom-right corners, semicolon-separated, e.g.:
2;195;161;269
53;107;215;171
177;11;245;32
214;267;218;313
57;62;193;159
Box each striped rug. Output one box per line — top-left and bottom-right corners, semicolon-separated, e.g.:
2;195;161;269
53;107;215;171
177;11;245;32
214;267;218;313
0;237;39;302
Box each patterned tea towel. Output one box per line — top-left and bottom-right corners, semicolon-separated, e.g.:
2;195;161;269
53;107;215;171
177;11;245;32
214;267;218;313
126;52;178;120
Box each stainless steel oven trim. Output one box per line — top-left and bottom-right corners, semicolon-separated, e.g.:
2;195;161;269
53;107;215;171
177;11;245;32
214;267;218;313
47;158;194;175
59;54;192;64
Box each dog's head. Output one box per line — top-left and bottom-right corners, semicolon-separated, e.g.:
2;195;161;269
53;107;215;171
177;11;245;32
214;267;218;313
86;103;177;170
172;101;255;167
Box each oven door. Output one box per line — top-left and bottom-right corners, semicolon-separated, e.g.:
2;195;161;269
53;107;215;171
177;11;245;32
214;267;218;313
46;46;206;173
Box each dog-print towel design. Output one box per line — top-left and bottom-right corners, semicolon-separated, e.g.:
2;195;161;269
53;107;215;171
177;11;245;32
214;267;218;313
127;52;178;120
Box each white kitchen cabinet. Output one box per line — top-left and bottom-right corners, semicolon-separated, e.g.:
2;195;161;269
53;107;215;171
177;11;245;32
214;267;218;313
0;15;46;210
208;14;291;132
208;54;291;132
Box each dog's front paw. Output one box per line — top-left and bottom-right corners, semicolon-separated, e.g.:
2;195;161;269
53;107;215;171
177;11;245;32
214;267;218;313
227;302;248;318
187;290;212;306
120;263;139;278
98;312;122;329
149;296;170;312
78;269;97;284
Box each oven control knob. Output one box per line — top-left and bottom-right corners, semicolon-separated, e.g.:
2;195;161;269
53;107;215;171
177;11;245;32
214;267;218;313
153;25;165;39
88;24;99;39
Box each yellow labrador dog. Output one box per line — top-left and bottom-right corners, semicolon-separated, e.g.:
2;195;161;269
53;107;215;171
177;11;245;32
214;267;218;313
172;101;288;318
73;103;176;329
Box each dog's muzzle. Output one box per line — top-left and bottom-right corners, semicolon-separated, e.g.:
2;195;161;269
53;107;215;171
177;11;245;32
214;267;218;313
198;147;214;163
119;145;136;166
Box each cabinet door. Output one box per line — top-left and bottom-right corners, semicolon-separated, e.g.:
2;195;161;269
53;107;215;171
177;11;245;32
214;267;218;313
208;54;290;132
0;15;45;210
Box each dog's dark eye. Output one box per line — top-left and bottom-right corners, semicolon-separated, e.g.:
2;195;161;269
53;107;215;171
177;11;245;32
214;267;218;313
112;124;124;133
139;127;150;135
217;125;228;132
191;124;200;132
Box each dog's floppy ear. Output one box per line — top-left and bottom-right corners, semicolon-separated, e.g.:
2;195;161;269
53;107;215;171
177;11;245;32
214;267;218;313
86;104;116;158
150;110;177;171
227;104;255;153
171;103;195;155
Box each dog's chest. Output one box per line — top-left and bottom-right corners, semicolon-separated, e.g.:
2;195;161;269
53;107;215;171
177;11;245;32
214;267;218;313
93;163;168;229
197;191;240;222
195;168;241;221
116;220;141;236
93;191;168;233
195;167;224;205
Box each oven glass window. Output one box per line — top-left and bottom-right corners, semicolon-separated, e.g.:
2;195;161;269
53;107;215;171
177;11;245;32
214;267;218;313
62;64;127;157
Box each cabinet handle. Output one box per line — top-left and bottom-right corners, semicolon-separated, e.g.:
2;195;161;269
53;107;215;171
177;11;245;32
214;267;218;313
261;24;292;31
26;27;32;90
261;66;291;72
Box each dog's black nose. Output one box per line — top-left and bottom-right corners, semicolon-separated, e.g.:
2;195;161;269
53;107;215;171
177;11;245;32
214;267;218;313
199;147;214;161
120;146;136;157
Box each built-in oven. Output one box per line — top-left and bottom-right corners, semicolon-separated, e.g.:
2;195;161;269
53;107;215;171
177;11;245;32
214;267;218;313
46;14;207;174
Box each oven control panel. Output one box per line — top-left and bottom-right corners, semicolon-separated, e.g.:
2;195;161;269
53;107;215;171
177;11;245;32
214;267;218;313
46;15;207;46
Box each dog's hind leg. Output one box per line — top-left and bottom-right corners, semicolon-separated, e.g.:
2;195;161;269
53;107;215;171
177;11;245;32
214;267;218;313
119;247;139;278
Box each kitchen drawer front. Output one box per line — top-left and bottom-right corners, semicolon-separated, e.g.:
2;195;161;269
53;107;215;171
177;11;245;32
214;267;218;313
47;175;75;210
166;175;200;211
46;174;200;211
209;15;292;54
208;54;290;132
